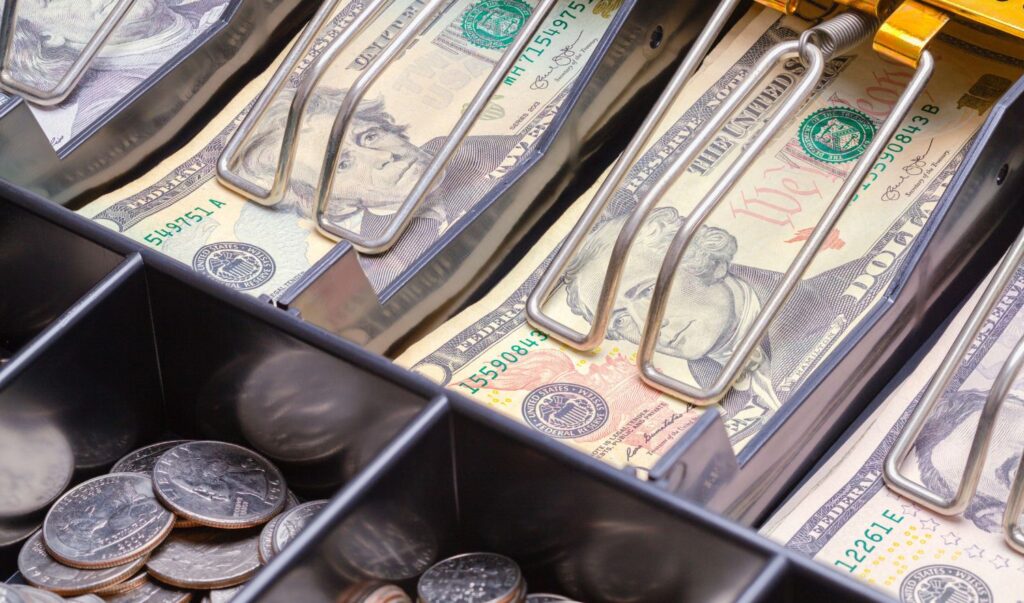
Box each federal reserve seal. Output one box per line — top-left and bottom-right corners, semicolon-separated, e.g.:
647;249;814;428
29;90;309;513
523;384;609;439
193;242;275;291
900;565;993;603
799;106;875;164
461;0;533;50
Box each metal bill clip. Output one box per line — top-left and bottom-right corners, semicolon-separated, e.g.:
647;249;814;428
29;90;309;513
884;229;1024;554
0;0;137;105
216;0;559;255
527;0;961;406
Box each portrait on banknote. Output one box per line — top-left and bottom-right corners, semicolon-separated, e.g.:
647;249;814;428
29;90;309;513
561;206;783;418
238;86;517;242
5;0;229;147
911;389;1024;533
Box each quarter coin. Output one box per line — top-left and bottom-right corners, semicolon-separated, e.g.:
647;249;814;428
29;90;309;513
417;553;524;603
146;527;261;589
93;570;149;596
0;421;74;518
337;582;411;603
111;441;191;474
257;514;284;565
0;584;24;603
19;531;147;595
152;441;286;529
67;596;106;603
11;586;63;603
102;578;190;602
0;516;40;548
208;585;243;603
43;473;174;569
271;500;327;554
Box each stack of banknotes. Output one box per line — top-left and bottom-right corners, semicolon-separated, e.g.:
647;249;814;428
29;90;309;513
0;0;231;149
763;256;1024;600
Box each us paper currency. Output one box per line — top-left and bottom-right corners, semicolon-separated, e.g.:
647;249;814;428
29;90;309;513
397;7;1024;469
1;0;230;151
79;0;618;297
762;259;1024;601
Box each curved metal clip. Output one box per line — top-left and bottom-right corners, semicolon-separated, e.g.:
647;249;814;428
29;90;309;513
217;0;558;255
528;11;936;406
884;229;1024;554
0;0;137;105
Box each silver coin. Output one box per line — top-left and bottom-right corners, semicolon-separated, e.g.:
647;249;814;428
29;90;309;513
257;513;283;565
525;596;575;602
19;530;147;595
271;500;327;554
146;527;260;589
337;583;412;603
67;596;106;603
0;584;25;603
417;553;523;603
152;441;286;529
103;578;191;603
208;585;243;603
11;586;63;603
93;570;149;596
286;490;300;509
0;516;41;548
0;420;74;518
43;473;174;569
329;507;437;582
111;441;191;474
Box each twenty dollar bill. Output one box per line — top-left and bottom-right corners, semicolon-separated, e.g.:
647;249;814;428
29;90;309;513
79;0;618;297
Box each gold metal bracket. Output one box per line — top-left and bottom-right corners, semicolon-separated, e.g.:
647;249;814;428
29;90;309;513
874;0;949;67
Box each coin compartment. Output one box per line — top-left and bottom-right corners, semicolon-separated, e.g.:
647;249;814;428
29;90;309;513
0;0;317;205
237;396;890;603
0;184;440;572
643;73;1024;526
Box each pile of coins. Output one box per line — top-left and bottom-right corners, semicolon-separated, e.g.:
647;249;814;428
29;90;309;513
6;440;327;602
336;553;580;603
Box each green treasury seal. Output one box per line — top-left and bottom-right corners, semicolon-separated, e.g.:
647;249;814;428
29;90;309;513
798;106;876;164
462;0;533;50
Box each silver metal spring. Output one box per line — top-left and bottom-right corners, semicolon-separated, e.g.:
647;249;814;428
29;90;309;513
801;10;877;60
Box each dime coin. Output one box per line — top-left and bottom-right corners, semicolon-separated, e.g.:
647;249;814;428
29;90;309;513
19;531;147;595
103;578;191;603
0;421;74;518
153;441;286;529
271;500;327;553
43;473;174;569
146;527;261;589
258;514;284;565
93;570;150;596
417;553;524;603
0;584;24;603
111;441;191;474
525;596;574;602
337;582;412;603
286;490;300;509
11;586;63;603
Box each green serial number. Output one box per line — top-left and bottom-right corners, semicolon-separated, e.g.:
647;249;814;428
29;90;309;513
457;329;550;394
143;198;226;247
833;508;904;574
